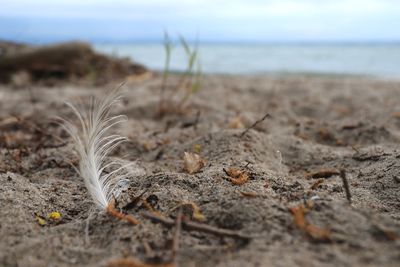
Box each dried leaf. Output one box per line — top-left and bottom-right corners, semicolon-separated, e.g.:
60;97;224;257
142;141;157;151
305;168;340;179
381;230;398;241
183;152;206;174
296;133;309;140
305;200;315;209
230;172;249;185
192;209;206;222
240;191;259;198
181;202;206;222
107;257;174;267
310;179;324;190
141;198;165;218
374;225;398;241
224;167;249;185
342;123;362;130
305;224;331;241
160;138;171;146
107;200;140;225
228;116;244;129
0;116;19;126
290;205;307;229
392;111;400;118
289;204;331;241
336;139;345;146
318;128;335;141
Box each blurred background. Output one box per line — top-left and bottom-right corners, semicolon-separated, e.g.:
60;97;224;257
1;0;400;78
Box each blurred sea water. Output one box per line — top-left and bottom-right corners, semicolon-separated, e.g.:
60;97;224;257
95;43;400;78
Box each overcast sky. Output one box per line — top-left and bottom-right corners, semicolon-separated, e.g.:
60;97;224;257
1;0;400;43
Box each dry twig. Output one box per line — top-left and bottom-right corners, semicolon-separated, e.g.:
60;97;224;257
172;208;183;266
141;211;251;240
239;113;270;138
340;170;352;203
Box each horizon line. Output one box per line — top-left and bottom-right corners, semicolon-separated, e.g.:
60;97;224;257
3;37;400;46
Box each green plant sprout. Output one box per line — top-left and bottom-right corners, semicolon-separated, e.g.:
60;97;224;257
159;30;173;114
158;32;202;117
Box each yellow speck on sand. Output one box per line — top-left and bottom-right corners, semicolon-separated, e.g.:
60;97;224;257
48;211;61;220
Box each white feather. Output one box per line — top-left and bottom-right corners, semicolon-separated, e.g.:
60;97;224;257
62;89;130;210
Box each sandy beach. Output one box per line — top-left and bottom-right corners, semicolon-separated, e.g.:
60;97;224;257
0;72;399;267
